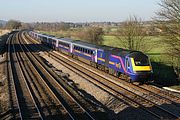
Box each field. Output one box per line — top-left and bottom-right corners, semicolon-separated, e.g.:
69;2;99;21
103;35;166;54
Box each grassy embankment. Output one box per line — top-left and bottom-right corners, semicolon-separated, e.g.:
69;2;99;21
39;31;179;89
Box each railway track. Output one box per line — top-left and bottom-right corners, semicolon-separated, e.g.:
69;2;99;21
24;31;180;120
6;34;22;119
140;84;180;104
8;33;43;119
18;31;97;120
16;32;75;119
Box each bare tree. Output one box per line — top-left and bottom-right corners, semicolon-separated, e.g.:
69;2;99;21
59;22;70;31
156;0;180;79
156;0;180;58
21;23;33;29
5;20;22;30
0;23;3;29
116;16;152;52
78;27;104;44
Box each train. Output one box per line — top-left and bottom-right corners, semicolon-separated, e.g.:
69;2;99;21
29;31;153;83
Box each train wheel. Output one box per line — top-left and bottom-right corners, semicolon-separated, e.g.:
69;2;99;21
115;71;119;77
127;77;132;83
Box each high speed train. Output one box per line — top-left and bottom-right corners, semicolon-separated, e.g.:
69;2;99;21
29;31;153;83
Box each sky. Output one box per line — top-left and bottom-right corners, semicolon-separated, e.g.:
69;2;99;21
0;0;160;23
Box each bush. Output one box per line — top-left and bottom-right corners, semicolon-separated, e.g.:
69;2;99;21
150;55;178;86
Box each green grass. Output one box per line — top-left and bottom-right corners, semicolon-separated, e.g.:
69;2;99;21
103;35;167;54
40;31;70;38
169;85;180;91
103;35;124;47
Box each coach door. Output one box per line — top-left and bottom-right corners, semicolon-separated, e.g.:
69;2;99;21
126;58;131;72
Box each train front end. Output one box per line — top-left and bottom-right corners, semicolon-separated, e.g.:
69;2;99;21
127;52;153;82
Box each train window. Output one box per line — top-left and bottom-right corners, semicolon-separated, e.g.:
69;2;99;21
126;59;130;68
134;57;149;66
90;50;93;55
100;53;103;57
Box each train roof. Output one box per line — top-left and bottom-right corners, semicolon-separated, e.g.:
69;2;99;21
111;49;147;58
58;38;75;43
111;48;134;57
72;40;99;49
38;33;54;38
98;45;114;51
128;51;148;58
98;45;133;57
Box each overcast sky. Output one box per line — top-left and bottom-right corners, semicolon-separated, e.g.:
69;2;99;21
0;0;160;22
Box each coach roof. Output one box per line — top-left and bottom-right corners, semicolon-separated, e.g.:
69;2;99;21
72;40;99;49
58;38;75;43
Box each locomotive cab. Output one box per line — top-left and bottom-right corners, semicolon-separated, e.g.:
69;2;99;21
127;52;153;82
